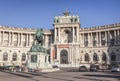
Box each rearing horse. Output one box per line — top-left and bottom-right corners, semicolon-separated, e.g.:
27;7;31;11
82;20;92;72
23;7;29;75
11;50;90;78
35;29;44;45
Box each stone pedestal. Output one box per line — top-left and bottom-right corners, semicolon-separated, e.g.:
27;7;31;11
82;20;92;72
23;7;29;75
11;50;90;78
27;52;51;70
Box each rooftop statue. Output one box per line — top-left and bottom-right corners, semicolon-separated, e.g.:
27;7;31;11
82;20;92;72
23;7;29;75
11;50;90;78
63;9;70;16
29;29;48;53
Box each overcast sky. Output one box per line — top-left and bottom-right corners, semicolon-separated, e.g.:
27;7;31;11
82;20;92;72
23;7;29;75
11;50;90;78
0;0;120;29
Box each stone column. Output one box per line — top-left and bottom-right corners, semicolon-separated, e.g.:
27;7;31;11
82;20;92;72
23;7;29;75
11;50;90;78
69;47;71;64
96;32;98;46
27;34;29;46
0;31;1;45
26;34;28;46
54;27;57;43
108;31;110;46
83;33;84;47
29;34;31;46
109;31;112;39
50;35;53;45
1;31;4;45
73;27;75;43
20;33;22;46
45;34;47;47
11;32;14;46
88;33;91;47
79;33;82;46
17;33;20;46
114;30;117;45
58;27;60;43
8;32;10;46
28;34;29;46
117;29;120;44
91;33;93;47
105;31;107;46
77;27;79;43
99;32;101;46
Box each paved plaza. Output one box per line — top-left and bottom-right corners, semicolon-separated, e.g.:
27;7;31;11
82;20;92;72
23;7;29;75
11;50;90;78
0;68;120;81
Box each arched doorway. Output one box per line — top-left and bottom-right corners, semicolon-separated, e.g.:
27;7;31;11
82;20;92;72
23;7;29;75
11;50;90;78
60;50;68;64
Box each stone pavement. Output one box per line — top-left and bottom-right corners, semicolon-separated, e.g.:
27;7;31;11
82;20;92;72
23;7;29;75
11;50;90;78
0;71;120;81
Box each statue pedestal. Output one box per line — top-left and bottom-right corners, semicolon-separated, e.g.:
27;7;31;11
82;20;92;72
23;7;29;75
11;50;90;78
27;52;51;70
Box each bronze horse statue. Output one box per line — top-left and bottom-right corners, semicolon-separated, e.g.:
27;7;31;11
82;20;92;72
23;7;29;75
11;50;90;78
34;29;44;45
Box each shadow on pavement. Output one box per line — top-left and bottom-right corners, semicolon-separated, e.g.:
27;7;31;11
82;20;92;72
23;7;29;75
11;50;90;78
23;72;74;81
74;76;111;81
82;73;120;81
2;71;74;81
2;71;33;78
60;67;80;72
1;71;40;81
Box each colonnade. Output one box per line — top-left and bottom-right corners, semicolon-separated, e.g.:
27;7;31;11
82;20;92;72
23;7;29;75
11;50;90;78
80;29;120;47
0;31;34;47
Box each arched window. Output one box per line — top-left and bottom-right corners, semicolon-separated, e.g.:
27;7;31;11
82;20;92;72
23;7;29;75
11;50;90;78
111;52;116;61
3;52;8;61
22;53;26;61
84;53;90;61
64;29;72;43
93;53;98;61
102;53;107;61
13;53;17;61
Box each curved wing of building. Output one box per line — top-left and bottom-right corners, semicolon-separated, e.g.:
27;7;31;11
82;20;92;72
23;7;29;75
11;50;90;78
0;11;120;69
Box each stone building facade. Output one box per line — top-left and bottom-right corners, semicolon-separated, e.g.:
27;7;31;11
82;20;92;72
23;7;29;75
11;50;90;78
0;11;120;67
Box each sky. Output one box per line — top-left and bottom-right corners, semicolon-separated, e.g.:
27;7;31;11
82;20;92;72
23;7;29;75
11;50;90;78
0;0;120;29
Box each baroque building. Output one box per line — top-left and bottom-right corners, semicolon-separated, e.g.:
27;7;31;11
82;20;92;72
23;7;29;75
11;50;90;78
0;11;120;68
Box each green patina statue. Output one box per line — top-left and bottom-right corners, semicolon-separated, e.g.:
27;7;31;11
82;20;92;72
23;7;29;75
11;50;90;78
34;29;44;45
29;29;48;53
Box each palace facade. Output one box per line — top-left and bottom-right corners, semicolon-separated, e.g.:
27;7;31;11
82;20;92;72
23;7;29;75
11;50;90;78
0;11;120;67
